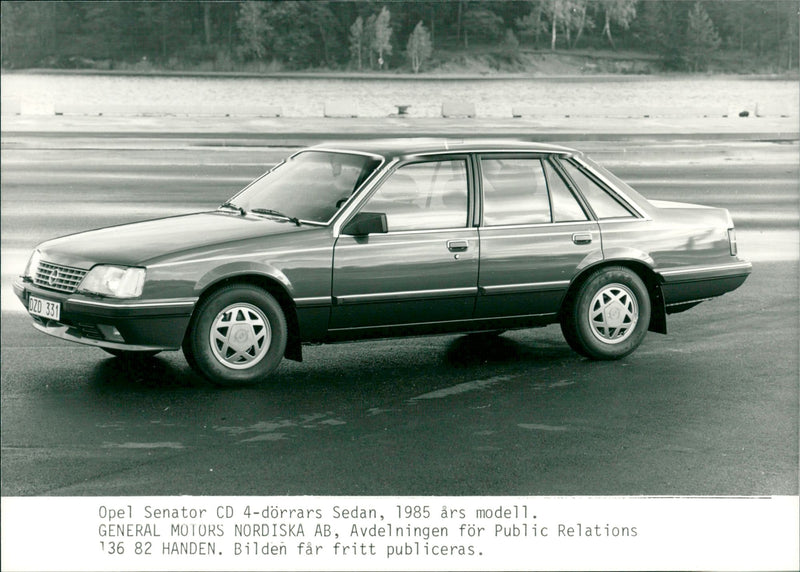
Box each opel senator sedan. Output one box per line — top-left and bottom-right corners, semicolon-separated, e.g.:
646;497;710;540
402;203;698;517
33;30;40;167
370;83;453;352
14;139;751;384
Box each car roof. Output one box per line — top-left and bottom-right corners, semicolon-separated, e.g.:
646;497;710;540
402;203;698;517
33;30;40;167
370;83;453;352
308;138;578;160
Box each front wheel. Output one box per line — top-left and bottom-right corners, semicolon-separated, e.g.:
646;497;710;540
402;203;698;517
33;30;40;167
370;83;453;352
183;285;287;385
561;266;651;360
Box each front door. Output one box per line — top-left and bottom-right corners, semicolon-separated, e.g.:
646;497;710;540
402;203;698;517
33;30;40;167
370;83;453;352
330;156;479;331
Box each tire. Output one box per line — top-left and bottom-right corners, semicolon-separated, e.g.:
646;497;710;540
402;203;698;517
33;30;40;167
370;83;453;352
102;348;161;359
182;285;287;385
560;266;650;360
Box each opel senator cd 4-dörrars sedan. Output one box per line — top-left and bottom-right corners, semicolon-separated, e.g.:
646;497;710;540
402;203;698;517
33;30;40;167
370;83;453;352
14;140;752;384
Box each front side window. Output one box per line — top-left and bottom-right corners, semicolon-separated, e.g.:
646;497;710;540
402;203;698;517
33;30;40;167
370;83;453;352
360;159;468;232
481;157;550;226
561;160;634;219
233;151;381;223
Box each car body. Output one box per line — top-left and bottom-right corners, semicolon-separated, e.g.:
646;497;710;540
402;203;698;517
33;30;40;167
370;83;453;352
14;139;752;384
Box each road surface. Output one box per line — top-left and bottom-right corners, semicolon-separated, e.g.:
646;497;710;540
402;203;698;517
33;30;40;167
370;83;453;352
1;134;797;496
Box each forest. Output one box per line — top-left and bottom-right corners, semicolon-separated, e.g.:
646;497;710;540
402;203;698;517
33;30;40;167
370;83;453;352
1;1;798;74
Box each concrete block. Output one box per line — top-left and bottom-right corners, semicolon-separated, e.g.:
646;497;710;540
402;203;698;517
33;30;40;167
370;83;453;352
442;101;476;118
751;102;795;117
512;105;553;118
136;105;186;116
1;98;21;115
231;106;282;117
170;105;282;117
20;101;55;116
324;101;359;118
55;103;147;116
636;105;724;118
54;103;98;115
53;103;283;118
169;105;223;117
511;104;731;119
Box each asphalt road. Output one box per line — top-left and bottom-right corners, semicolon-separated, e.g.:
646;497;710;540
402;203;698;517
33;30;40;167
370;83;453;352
1;135;797;496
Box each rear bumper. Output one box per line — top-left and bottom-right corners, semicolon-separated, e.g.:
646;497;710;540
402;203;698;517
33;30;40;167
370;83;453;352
13;277;196;351
657;261;752;307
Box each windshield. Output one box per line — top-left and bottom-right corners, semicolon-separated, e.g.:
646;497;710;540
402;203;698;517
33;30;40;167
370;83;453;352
231;151;382;223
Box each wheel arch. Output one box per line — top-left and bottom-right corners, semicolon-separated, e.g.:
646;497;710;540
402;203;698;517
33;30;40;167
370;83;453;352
188;273;303;362
562;259;667;335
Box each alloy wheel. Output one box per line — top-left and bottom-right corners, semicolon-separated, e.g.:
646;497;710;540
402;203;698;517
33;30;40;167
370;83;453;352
209;303;272;369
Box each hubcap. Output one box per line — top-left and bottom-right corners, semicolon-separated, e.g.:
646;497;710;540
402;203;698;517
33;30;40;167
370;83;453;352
589;283;638;344
209;303;271;369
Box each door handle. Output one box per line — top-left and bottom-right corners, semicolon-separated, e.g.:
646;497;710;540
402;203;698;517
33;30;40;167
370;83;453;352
572;232;593;245
447;239;469;252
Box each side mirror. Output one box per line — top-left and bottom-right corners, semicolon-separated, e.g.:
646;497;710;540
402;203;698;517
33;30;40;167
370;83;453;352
342;212;388;236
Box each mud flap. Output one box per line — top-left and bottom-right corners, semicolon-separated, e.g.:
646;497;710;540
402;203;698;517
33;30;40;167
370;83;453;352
648;283;667;335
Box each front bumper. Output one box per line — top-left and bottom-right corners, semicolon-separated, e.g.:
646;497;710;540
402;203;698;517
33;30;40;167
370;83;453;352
13;277;196;351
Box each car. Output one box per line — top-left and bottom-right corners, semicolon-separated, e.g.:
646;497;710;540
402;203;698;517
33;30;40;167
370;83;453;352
14;139;752;384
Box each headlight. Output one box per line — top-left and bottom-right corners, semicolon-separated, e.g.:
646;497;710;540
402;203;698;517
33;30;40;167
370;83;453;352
24;249;42;278
79;265;145;298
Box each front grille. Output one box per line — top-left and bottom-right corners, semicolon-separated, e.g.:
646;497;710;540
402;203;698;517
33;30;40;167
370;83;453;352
34;261;87;293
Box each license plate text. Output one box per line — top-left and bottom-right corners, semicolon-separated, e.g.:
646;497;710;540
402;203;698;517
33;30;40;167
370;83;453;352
29;296;61;321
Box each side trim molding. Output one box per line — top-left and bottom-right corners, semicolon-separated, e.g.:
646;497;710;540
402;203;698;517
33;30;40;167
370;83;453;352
294;296;333;307
658;261;753;282
480;280;570;295
334;286;477;305
68;297;199;310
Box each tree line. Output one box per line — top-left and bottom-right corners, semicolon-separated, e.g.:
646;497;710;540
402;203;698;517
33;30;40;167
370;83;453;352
1;1;797;73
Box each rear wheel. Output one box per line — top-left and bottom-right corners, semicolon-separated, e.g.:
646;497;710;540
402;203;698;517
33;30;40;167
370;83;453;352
561;266;650;360
183;285;287;385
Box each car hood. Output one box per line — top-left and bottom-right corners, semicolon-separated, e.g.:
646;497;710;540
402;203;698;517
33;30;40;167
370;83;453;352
37;211;310;269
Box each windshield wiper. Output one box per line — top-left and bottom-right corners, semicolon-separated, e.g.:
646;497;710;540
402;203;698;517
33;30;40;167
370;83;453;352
250;208;301;226
218;201;246;216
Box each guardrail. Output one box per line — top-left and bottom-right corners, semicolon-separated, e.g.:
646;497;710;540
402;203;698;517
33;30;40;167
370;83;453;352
51;103;283;117
1;98;791;119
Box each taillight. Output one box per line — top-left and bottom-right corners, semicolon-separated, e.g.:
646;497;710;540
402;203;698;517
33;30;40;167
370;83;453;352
728;228;738;256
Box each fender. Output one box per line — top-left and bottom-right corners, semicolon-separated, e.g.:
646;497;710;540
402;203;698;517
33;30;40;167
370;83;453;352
195;260;295;298
193;260;308;363
569;248;667;335
600;246;656;271
574;248;605;274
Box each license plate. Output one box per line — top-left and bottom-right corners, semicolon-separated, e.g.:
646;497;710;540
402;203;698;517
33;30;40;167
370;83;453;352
29;295;61;321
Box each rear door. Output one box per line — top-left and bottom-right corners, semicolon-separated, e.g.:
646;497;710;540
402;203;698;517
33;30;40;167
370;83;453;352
475;154;601;319
330;155;479;330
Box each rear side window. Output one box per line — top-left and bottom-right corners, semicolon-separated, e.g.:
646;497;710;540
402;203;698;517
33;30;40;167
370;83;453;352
561;160;634;219
481;157;551;225
544;161;588;222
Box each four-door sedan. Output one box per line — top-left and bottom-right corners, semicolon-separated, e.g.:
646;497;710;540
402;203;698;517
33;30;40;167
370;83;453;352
14;139;752;384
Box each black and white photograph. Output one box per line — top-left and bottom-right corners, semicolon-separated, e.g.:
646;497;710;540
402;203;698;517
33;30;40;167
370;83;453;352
1;1;798;570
